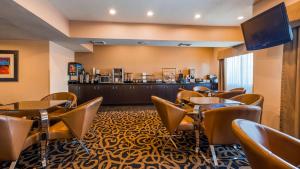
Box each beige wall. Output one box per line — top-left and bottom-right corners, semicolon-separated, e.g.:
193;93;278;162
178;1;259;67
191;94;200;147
214;0;299;129
0;40;49;104
14;0;69;36
70;21;244;42
253;46;283;129
211;0;300;129
76;46;214;79
252;0;295;129
49;41;74;94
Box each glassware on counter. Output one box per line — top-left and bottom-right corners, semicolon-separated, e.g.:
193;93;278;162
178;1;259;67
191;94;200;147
162;68;176;83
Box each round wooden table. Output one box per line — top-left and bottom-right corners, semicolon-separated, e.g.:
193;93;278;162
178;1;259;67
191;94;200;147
189;97;242;105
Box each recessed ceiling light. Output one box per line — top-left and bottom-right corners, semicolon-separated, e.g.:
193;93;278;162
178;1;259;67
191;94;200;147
109;8;116;15
147;11;154;17
237;16;244;20
194;14;201;19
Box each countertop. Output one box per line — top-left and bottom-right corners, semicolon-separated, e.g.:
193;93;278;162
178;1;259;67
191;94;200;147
68;82;212;85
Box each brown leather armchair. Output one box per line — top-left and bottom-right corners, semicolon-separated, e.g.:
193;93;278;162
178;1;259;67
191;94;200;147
232;119;300;169
216;90;246;99
193;86;211;92
176;89;205;104
202;105;261;166
0;115;33;169
230;87;245;92
48;97;102;160
41;92;77;108
151;96;194;149
41;92;78;119
229;94;264;108
230;94;264;123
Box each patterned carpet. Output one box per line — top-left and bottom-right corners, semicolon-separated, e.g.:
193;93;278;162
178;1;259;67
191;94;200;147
1;106;250;169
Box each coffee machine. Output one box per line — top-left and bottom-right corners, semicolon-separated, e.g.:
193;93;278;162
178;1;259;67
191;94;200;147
68;62;82;83
189;68;196;83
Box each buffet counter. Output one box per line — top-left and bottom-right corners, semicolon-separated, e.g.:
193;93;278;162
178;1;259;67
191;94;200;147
69;82;214;105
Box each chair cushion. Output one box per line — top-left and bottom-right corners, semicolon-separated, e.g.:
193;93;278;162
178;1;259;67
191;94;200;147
49;121;72;140
178;115;194;131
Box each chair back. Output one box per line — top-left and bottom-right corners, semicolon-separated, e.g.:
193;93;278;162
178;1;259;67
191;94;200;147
151;96;187;134
216;90;246;99
0;115;33;161
58;97;103;139
232;119;300;169
230;87;245;91
203;105;261;145
176;90;204;104
41;92;77;108
193;86;211;92
230;94;264;108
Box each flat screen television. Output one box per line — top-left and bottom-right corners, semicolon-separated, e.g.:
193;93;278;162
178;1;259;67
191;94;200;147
241;2;293;51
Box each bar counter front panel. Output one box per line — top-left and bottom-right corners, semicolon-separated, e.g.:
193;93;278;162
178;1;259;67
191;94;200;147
69;83;213;105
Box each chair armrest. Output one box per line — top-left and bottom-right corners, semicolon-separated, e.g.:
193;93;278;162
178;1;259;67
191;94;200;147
267;128;300;166
186;111;199;115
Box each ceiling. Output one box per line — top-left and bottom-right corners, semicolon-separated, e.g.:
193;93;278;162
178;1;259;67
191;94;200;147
0;0;91;51
77;38;243;48
50;0;254;26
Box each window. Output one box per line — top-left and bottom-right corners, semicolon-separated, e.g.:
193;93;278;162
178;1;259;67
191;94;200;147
225;53;253;93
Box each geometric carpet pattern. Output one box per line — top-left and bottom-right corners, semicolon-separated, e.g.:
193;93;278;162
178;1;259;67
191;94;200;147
0;106;250;169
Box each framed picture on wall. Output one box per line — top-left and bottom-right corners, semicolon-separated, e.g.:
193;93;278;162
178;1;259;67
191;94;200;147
0;50;19;82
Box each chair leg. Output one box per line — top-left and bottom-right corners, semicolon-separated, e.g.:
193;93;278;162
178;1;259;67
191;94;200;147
162;136;178;150
169;137;178;149
162;137;171;149
9;161;17;169
70;139;90;162
153;123;163;138
78;140;90;155
210;145;218;166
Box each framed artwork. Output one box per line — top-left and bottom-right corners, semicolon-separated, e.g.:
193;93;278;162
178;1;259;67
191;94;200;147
0;50;18;82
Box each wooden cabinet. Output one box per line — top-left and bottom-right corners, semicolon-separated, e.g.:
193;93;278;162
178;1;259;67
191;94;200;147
69;83;212;105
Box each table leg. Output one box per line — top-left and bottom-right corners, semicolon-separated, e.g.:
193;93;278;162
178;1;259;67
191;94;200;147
195;126;200;153
40;110;49;168
194;107;202;153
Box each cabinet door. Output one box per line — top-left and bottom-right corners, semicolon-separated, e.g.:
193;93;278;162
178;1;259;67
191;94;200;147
69;85;81;104
118;85;132;104
142;85;153;104
165;85;179;102
129;85;142;104
154;84;167;100
100;84;113;105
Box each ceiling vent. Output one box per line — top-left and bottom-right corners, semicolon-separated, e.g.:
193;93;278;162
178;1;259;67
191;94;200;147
91;41;106;45
137;41;146;45
178;43;192;47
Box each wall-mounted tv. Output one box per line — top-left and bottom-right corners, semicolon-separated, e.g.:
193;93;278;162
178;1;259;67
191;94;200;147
241;2;293;51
